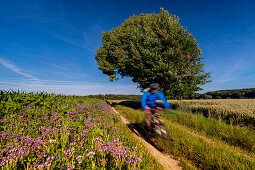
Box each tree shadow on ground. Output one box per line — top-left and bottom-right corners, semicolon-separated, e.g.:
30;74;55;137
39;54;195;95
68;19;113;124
110;100;142;110
110;100;165;110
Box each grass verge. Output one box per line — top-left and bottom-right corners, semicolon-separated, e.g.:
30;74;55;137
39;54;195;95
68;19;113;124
163;110;255;153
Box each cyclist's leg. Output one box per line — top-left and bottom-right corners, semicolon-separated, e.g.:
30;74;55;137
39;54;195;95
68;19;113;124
144;110;152;131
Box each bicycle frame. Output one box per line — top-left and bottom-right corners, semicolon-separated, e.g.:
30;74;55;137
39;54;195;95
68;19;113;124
146;107;169;139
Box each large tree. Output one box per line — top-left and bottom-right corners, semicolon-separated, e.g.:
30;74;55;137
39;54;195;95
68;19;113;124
95;8;211;99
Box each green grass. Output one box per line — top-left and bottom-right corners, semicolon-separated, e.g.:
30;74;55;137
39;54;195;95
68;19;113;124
115;105;145;125
163;110;255;153
114;104;255;169
162;119;255;169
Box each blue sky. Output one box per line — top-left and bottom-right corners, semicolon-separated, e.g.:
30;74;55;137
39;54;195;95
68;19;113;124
0;0;255;95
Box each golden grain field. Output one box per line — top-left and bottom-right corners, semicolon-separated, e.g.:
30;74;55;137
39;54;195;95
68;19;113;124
168;99;255;128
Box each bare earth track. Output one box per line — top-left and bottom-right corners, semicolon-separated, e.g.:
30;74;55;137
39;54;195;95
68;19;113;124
111;107;182;170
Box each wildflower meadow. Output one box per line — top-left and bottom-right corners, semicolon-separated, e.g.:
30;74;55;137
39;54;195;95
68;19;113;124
0;90;161;170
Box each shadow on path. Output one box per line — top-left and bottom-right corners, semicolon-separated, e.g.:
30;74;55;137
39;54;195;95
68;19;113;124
126;123;164;152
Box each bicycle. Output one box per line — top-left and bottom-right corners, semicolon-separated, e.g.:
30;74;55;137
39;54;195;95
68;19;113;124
145;107;169;140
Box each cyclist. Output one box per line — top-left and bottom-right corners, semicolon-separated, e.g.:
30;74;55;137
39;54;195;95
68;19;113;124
141;83;172;131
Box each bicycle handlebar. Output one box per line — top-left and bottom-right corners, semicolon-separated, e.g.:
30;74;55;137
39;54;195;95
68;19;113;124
148;107;170;111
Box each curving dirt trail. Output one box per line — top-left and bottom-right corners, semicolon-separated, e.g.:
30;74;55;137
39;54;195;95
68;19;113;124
111;107;182;170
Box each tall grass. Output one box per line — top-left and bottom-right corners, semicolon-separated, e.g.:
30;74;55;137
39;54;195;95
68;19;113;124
162;120;255;170
169;99;255;128
163;110;255;153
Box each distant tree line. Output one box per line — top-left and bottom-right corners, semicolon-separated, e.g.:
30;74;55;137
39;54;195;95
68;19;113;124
87;94;141;101
184;88;255;99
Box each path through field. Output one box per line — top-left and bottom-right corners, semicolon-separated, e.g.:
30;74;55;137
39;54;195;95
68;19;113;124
111;107;182;170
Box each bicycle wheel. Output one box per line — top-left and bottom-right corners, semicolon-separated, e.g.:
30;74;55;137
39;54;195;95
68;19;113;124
159;124;169;139
151;115;169;139
155;119;169;140
154;124;161;136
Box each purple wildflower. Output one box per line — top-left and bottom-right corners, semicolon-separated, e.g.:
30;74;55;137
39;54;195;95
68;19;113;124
37;164;44;170
112;127;119;131
67;164;76;170
70;142;76;146
126;156;142;164
76;155;84;164
86;151;95;159
132;146;137;151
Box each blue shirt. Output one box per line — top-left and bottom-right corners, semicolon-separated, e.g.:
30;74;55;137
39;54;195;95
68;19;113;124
141;90;172;110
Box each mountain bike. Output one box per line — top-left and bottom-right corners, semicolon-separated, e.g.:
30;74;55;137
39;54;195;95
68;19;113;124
145;107;169;140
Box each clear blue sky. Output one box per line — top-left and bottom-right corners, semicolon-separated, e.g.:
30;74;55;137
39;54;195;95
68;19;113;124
0;0;255;95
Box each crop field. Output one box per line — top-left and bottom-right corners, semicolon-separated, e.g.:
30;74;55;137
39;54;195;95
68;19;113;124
0;90;162;170
169;99;255;128
111;100;255;169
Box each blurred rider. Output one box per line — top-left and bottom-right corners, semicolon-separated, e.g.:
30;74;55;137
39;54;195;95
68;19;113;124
141;83;172;131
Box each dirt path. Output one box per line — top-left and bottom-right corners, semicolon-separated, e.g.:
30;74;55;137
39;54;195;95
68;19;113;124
111;107;182;170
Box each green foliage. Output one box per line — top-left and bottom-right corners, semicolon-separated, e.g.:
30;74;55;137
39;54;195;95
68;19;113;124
0;89;87;119
95;8;211;99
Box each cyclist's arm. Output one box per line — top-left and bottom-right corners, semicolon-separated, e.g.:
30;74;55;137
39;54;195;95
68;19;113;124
141;91;150;110
157;91;172;109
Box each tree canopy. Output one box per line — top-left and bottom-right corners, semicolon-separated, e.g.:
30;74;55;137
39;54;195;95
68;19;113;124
95;8;211;99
